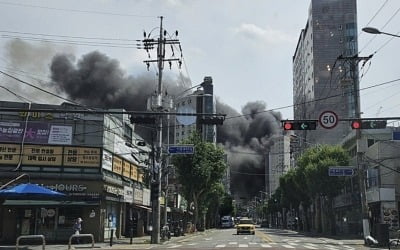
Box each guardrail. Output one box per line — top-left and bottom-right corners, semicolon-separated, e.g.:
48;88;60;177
16;234;45;250
68;233;94;249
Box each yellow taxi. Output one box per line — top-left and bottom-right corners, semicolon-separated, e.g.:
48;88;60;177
236;217;255;235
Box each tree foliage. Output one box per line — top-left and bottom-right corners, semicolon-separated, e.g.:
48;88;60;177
171;132;227;229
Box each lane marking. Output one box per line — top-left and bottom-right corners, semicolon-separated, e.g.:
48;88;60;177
238;244;248;247
260;243;272;248
215;244;225;248
167;245;182;248
228;242;237;244
303;244;318;249
282;244;295;248
255;230;273;243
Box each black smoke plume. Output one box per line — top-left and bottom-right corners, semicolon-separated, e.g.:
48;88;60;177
49;51;282;200
217;100;281;199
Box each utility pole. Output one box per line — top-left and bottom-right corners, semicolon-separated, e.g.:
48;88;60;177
337;54;372;240
140;16;181;244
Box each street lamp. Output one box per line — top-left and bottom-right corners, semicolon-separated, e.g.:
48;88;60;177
362;27;400;38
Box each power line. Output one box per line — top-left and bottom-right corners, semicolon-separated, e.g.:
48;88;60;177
0;1;155;18
0;34;140;49
0;30;138;42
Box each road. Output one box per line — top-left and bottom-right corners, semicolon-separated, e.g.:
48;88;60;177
146;227;376;249
1;227;387;249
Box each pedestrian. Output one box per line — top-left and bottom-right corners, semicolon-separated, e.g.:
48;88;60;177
73;217;83;243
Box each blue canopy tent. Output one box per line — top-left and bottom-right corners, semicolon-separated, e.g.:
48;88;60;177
0;183;66;199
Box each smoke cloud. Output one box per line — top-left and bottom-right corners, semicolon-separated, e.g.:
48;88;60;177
0;39;74;104
217;100;281;199
48;50;282;200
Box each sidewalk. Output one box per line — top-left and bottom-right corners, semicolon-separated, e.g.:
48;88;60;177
265;227;365;246
0;231;205;250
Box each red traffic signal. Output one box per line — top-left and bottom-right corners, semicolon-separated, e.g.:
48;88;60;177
351;120;387;129
283;122;294;130
282;120;317;130
351;120;362;129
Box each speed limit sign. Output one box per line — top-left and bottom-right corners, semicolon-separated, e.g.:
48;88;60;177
319;111;338;129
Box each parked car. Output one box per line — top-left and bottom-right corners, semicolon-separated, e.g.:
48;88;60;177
236;217;255;235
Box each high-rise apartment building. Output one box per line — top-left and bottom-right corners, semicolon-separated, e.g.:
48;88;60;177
293;0;358;148
268;134;291;196
174;76;216;144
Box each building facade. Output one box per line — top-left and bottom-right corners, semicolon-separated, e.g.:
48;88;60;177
293;0;357;147
268;134;291;196
174;76;216;144
0;101;152;243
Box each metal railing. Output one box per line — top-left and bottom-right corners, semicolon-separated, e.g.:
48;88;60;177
68;233;94;249
16;234;45;250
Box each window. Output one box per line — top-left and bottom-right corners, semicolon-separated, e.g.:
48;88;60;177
124;123;132;142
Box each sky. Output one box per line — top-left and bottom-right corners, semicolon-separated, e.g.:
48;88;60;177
0;0;400;121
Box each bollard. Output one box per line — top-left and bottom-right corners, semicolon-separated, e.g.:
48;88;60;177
110;229;114;246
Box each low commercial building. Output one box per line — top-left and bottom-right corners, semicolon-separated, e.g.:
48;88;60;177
0;101;151;243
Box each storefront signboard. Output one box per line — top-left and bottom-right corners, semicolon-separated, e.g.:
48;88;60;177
131;164;138;181
138;172;143;183
0;122;72;145
133;188;143;204
22;145;63;166
0;143;20;164
45;183;100;200
48;125;72;145
102;150;112;171
104;184;124;196
63;146;101;167
112;156;123;175
122;160;130;178
124;186;134;204
142;188;150;206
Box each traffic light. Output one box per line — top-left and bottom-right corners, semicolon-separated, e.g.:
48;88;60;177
130;115;156;124
351;120;387;129
282;120;317;130
198;116;224;125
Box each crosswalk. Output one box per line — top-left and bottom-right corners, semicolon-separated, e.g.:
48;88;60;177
161;241;357;249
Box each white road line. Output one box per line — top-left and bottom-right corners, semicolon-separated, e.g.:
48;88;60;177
167;245;182;248
303;244;318;249
260;244;273;248
288;242;298;245
249;242;257;245
186;243;197;245
343;246;355;250
323;245;339;250
215;244;225;248
238;244;248;247
282;244;295;248
228;242;237;245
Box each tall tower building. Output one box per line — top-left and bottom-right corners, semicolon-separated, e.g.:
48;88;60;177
293;0;357;148
174;76;216;144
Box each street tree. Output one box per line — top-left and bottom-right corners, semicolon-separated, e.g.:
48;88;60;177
297;145;349;234
171;132;227;231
